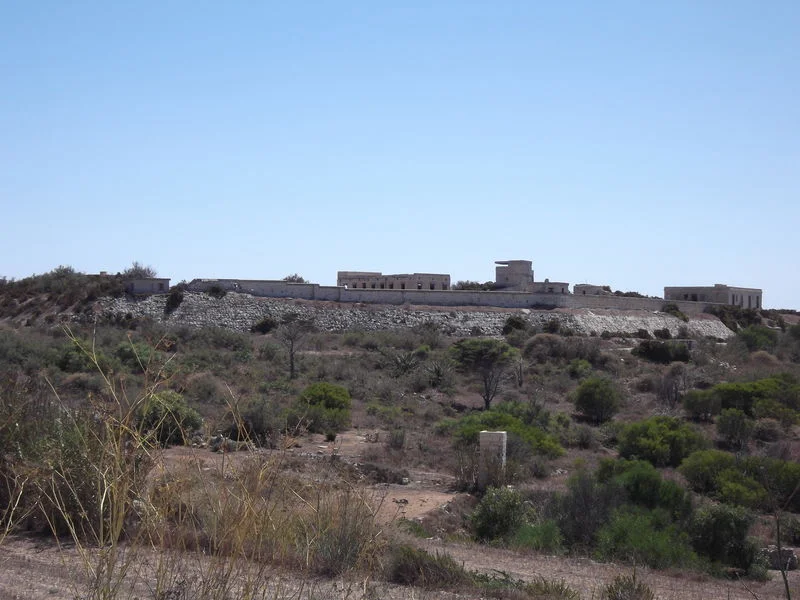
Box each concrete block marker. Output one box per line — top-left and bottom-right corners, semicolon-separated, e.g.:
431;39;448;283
478;430;507;490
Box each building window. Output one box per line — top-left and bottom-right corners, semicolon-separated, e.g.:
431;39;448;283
401;283;405;290
417;283;422;290
371;284;376;289
389;283;393;289
430;283;435;290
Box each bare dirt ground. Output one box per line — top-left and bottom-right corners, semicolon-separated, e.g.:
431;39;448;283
2;431;798;600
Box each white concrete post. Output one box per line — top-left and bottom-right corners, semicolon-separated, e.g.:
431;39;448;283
478;430;507;490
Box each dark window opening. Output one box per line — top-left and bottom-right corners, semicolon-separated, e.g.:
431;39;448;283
389;283;393;289
417;283;422;290
380;283;384;289
401;283;405;290
371;284;376;289
430;283;435;290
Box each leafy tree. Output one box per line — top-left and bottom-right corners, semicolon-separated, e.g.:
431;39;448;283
449;338;518;409
679;449;737;494
572;377;621;424
122;261;157;278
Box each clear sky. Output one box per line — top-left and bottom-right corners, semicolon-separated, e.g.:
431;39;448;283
2;2;798;308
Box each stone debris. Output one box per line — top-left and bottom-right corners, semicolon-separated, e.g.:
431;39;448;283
90;292;734;339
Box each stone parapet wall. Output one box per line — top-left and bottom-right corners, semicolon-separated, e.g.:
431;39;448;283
184;279;715;315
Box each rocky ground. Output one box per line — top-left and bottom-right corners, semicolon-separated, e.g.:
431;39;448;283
89;292;734;339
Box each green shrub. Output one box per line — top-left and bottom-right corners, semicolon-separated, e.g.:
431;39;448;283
716;408;754;450
737;325;779;352
690;503;756;570
290;382;352;434
114;340;160;373
618;416;708;467
631;340;690;364
683;389;721;421
386;545;470;589
512;520;564;554
597;459;691;520
679;450;736;494
715;469;767;508
567;358;592;379
595;507;698;569
572;377;621;424
452;409;563;459
138;390;202;446
471;486;529;542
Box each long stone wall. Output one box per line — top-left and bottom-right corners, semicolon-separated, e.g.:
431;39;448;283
186;279;713;315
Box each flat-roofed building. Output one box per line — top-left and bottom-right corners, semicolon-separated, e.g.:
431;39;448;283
664;284;762;309
337;271;450;290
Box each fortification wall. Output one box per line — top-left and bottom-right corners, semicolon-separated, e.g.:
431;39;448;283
185;279;713;314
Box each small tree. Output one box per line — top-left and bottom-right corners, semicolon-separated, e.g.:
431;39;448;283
450;338;518;409
573;377;621;424
277;313;315;379
122;261;157;279
716;408;754;450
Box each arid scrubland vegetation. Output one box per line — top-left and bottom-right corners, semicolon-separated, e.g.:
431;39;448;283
1;267;800;599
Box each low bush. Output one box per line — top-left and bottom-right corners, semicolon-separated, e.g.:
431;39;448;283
737;325;779;352
450;408;563;459
595;507;698;569
572;376;621;424
471;486;530;542
386;545;470;589
250;316;278;334
631;340;690;364
597;458;691;520
679;449;737;494
602;572;656;600
138;390;202;446
690;502;756;571
618;416;707;467
662;303;689;322
512;519;564;554
288;382;352;434
683;389;721;421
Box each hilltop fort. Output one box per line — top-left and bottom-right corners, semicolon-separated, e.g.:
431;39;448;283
146;259;765;316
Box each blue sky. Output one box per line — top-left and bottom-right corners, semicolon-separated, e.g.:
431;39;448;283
2;2;798;308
